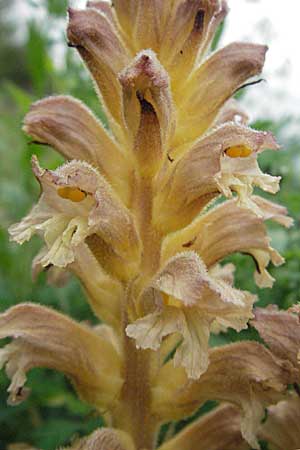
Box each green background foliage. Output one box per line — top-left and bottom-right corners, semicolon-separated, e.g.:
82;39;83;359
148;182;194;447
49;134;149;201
0;1;299;449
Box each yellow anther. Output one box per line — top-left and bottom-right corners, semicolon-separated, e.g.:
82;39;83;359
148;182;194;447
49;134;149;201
163;293;182;309
225;145;252;158
57;186;87;203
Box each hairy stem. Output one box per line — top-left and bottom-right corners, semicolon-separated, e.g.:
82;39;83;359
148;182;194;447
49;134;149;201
113;174;162;449
115;328;158;450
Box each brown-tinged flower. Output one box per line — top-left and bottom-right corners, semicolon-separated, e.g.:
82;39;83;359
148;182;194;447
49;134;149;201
172;42;268;149
23;96;133;204
0;303;123;409
252;305;300;374
153;124;280;233
118;50;175;151
67;6;130;143
162;196;292;287
126;251;255;378
9;156;141;279
152;341;296;449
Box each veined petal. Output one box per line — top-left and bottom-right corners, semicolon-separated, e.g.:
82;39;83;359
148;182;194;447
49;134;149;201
0;304;123;409
153;341;296;449
154;123;279;232
169;0;228;86
158;404;249;450
173;309;210;379
159;1;223;70
112;0;133;38
131;0;166;53
114;0;184;55
67;8;129;140
127;252;254;378
8;201;51;245
251;305;300;370
86;1;116;25
162;197;289;288
10;157;141;269
151;252;245;308
252;195;294;227
217;155;281;215
159;0;204;65
114;0;227;70
259;394;300;450
62;428;136;450
197;0;229;60
209;263;239;335
119;50;175;150
126;307;210;379
173;43;267;148
23;96;132;204
32;247;70;287
126;307;181;352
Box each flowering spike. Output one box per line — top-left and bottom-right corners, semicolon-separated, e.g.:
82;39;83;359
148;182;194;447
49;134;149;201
2;1;293;449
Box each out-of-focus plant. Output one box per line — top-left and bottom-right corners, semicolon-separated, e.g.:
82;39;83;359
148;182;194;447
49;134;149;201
0;1;299;450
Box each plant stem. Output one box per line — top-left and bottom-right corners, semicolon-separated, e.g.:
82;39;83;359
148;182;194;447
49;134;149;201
115;330;158;450
113;174;162;449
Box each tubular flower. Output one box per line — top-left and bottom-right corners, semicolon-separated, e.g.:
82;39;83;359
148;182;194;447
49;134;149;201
3;1;294;449
251;304;300;377
0;304;123;409
126;251;256;379
152;341;296;449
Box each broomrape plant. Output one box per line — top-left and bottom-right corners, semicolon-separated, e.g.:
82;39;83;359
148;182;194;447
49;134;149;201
2;1;299;449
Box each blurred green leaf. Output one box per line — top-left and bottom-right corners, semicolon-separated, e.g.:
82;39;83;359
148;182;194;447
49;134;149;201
211;20;225;51
4;81;33;113
47;0;68;16
26;22;53;95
